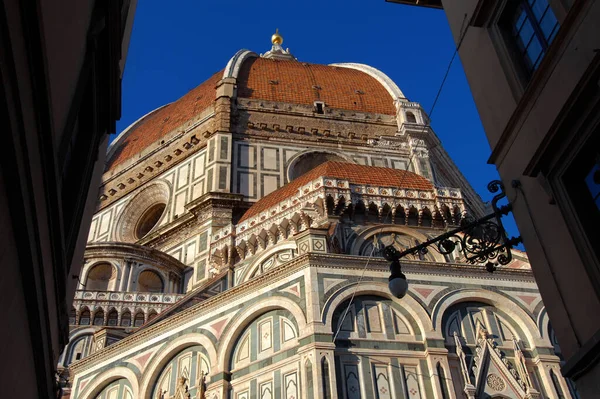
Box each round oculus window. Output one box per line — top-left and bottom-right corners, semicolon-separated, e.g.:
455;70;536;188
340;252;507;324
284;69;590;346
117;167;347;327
288;151;350;181
114;181;170;243
135;203;166;239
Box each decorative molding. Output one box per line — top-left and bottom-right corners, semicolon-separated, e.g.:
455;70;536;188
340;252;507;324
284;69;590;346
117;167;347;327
69;252;535;376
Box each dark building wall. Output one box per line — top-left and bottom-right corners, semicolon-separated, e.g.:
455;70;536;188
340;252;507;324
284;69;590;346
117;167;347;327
0;0;136;396
398;0;600;396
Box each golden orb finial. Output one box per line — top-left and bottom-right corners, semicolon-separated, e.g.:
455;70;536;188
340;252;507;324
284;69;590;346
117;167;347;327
271;28;283;46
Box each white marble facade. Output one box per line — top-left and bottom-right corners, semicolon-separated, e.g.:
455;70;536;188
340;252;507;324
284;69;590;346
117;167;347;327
60;41;577;399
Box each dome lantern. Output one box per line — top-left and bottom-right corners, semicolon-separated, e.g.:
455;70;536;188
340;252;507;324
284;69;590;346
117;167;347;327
262;28;296;61
271;28;283;45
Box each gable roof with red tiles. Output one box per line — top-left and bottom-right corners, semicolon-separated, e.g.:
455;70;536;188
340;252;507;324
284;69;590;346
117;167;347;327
239;161;434;222
237;58;396;115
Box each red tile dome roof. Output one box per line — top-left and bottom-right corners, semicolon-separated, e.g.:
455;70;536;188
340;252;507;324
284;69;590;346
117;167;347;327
239;161;434;222
106;71;222;170
237;58;397;115
106;56;398;171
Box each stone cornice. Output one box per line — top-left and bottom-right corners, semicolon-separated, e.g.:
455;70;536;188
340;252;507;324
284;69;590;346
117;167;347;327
97;110;215;211
70;252;534;375
85;242;188;273
237;99;397;126
211;179;466;253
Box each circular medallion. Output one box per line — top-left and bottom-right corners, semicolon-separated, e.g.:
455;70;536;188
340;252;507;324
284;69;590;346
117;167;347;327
486;374;506;391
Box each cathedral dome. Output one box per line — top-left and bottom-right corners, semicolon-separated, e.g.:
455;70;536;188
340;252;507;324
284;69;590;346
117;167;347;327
106;71;223;170
106;50;404;172
235;57;398;115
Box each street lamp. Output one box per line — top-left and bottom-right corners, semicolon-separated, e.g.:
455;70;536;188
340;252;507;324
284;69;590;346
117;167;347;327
384;180;522;299
384;246;409;298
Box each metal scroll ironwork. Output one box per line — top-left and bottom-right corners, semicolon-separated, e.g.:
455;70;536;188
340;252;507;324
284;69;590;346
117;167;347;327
385;180;522;272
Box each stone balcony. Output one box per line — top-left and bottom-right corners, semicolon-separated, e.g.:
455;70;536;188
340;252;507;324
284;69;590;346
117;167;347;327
70;290;185;327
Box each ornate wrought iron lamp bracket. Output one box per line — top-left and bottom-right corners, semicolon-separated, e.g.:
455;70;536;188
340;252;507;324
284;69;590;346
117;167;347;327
385;180;522;273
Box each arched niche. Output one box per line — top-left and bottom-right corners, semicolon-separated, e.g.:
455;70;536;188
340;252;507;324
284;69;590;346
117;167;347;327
321;281;433;340
151;345;210;399
441;301;530;348
237;242;297;284
229;309;299;372
120;311;132;327
139;334;218;399
348;225;445;263
83;243;187;294
63;332;94;366
77;367;139;399
218;296;307;372
79;307;91;326
137;269;164;293
93;308;105;326
286;150;353;181
92;378;134;399
85;262;118;291
331;294;422;342
432;289;543;348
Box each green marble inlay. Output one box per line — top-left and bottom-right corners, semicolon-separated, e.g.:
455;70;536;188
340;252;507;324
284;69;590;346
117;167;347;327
419;359;435;399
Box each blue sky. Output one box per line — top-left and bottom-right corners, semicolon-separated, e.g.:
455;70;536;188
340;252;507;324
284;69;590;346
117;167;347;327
116;0;520;240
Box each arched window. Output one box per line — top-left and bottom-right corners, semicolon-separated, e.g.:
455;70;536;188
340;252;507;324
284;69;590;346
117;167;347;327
134;312;145;327
367;203;379;224
551;369;566;399
79;309;91;325
353;201;366;225
381;204;392;224
407;206;419;226
305;360;314;398
93;309;104;326
437;363;450;399
322;357;331;399
137;270;164;293
433;209;445;228
394;205;406;225
107;309;118;326
406;112;417;123
120;311;131;327
421;208;433;227
85;263;116;291
148;311;158;322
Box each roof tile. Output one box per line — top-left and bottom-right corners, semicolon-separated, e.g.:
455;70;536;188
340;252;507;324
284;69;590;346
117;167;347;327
237;58;396;115
239;161;433;222
106;71;222;170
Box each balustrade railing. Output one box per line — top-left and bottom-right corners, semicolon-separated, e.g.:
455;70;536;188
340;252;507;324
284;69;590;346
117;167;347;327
73;290;184;304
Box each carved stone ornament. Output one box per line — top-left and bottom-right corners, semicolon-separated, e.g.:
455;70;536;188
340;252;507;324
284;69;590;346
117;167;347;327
171;376;191;399
115;180;171;242
486;374;506;392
